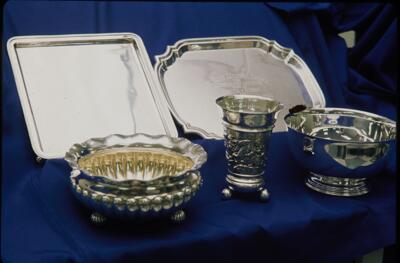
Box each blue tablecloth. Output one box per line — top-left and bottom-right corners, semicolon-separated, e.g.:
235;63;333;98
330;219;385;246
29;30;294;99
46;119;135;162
2;2;397;263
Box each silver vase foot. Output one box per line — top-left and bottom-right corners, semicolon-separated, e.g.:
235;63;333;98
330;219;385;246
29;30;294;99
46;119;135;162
90;212;107;225
259;188;270;202
305;172;369;197
36;156;45;165
170;210;185;223
221;187;233;200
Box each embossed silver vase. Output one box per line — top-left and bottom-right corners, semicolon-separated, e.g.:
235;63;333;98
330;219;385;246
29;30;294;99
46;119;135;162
216;95;283;201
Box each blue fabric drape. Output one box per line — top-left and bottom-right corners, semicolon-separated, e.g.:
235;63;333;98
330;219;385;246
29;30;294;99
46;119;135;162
2;2;396;263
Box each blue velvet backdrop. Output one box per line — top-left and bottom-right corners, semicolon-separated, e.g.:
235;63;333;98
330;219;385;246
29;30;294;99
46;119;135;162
1;2;397;263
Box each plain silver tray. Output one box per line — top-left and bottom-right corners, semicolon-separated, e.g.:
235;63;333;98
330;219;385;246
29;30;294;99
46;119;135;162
155;36;326;139
7;33;177;159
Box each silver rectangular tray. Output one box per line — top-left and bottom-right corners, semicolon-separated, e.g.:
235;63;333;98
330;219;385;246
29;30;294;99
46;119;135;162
155;36;326;139
7;33;177;159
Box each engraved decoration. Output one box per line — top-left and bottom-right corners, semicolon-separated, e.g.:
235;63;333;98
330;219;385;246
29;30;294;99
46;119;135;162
225;129;268;175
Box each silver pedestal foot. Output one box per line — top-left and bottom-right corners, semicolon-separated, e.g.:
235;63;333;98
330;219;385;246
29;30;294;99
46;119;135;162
259;188;270;202
36;156;44;164
305;172;369;197
90;212;107;225
221;187;233;200
170;210;185;223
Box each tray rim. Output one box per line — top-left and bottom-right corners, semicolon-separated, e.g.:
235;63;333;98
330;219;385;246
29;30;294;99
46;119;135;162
154;35;326;139
7;32;178;159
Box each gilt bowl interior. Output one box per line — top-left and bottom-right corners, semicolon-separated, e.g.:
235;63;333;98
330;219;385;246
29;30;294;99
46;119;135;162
65;133;207;183
285;108;396;143
77;147;195;181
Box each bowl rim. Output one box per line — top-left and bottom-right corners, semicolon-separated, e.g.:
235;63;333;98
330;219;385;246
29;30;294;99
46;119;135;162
64;133;207;183
284;107;396;144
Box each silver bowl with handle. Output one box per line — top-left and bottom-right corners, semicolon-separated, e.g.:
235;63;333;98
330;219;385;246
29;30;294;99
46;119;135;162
65;133;207;223
284;107;396;196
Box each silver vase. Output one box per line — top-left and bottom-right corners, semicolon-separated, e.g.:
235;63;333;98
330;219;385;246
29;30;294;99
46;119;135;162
216;95;283;201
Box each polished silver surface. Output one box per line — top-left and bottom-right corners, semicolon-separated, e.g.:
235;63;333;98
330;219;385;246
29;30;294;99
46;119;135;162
7;33;177;159
155;36;325;139
65;133;207;222
284;108;396;196
216;95;282;201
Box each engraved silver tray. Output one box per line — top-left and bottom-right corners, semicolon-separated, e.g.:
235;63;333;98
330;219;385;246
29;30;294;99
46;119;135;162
155;36;326;139
7;33;177;159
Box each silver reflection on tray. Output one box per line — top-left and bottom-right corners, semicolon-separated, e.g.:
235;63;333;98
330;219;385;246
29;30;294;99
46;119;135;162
155;36;325;139
216;95;283;201
284;108;396;196
65;133;207;223
7;33;177;160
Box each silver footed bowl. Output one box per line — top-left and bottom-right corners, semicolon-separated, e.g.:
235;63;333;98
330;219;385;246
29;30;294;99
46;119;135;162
65;133;207;222
284;108;396;197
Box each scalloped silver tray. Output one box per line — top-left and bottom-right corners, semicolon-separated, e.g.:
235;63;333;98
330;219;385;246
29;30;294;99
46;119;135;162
7;33;177;159
155;36;326;139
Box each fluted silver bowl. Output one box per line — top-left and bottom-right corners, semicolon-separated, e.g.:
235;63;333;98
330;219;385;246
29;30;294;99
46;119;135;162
284;108;396;196
65;133;207;221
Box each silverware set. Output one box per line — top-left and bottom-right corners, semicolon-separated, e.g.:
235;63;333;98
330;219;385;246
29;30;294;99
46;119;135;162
7;33;396;223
